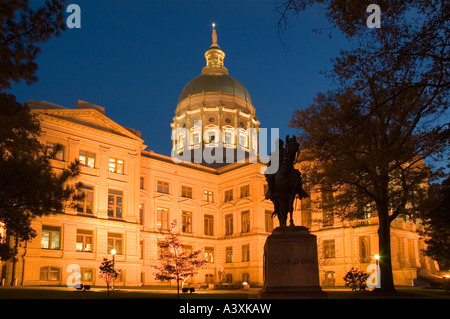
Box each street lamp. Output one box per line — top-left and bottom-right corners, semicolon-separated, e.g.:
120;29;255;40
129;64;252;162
111;249;116;290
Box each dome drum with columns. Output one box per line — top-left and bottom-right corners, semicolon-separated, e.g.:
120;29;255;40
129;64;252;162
171;25;259;167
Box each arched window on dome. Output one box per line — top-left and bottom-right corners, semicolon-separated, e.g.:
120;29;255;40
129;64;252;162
223;125;236;148
178;129;186;152
204;125;219;147
190;125;202;149
238;128;249;149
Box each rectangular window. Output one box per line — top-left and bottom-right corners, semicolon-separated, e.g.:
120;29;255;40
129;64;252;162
108;157;124;174
108;189;123;219
224;189;233;202
226;246;233;263
240;185;250;198
225;214;233;236
193;131;201;145
140;177;145;190
157;243;169;259
79;150;95;168
205;274;214;284
242;244;250;262
157;207;169;230
107;233;123;255
77;185;94;214
205;247;214;263
40;266;60;281
46;142;64;161
322;190;334;227
323;239;335;259
181;185;193;198
241;211;250;233
157;181;169;194
182;211;192;233
203;190;214;202
265;210;274;232
224;130;233;145
140;240;144;259
204;215;214;236
76;229;93;252
301;197;312;228
41;225;61;250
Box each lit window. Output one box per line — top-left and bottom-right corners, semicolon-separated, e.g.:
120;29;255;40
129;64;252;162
108;189;123;219
40;266;61;281
76;229;93;252
139;204;144;225
203;190;214;202
109;157;124;174
107;233;123;255
205;247;214;263
79;150;95;168
41;225;61;250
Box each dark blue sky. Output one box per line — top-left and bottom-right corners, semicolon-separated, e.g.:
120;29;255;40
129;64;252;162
9;0;351;156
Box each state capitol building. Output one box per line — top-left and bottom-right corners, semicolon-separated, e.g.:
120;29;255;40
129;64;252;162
0;27;440;288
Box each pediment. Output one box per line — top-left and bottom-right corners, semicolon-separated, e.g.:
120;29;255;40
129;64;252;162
153;194;175;203
31;102;142;142
178;198;197;207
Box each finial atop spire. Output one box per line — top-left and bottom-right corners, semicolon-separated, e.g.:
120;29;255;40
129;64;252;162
211;23;218;47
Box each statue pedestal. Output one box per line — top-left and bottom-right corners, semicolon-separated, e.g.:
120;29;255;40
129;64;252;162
258;226;327;299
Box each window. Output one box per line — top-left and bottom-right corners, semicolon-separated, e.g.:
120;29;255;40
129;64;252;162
242;244;250;262
139;204;144;225
242;273;250;284
239;130;248;148
205;247;214;263
204;215;214;236
181;185;192;198
157;181;169;194
224;189;233;202
140;240;144;259
322;189;334;227
107;233;123;255
158;243;169;259
224;129;234;145
206;130;216;144
79;150;95;168
81;268;94;282
108;189;123;219
46;142;64;161
226;247;233;263
301;197;312;228
108;157;124;174
76;229;93;252
265;210;274;232
203;190;214;202
240;185;250;198
192;131;201;145
77;185;94;214
241;211;250;233
182;211;192;233
323;240;335;259
41;225;61;250
140;177;145;189
40;266;61;281
157;207;169;230
225;214;233;236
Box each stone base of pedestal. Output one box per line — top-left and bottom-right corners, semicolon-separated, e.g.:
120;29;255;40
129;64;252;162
258;226;327;299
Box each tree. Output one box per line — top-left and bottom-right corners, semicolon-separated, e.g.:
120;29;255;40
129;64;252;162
153;220;206;298
284;0;449;292
0;93;81;284
0;0;67;92
343;267;369;296
99;257;118;296
420;175;450;271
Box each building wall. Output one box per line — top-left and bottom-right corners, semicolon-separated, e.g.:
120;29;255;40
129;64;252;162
0;102;439;288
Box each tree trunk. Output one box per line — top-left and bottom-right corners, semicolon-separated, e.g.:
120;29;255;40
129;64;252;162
377;203;396;292
9;236;18;286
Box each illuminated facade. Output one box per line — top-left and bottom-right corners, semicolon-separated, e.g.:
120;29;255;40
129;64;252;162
0;28;439;288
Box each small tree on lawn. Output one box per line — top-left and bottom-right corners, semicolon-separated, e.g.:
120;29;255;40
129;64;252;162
99;257;117;296
344;267;369;297
153;220;206;298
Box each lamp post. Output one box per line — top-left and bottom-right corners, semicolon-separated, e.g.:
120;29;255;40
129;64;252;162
111;248;116;290
374;254;380;288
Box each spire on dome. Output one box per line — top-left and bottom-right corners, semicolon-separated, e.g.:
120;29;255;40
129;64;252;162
202;23;228;75
211;23;218;47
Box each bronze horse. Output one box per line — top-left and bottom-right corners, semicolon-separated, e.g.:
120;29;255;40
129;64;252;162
265;135;308;228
